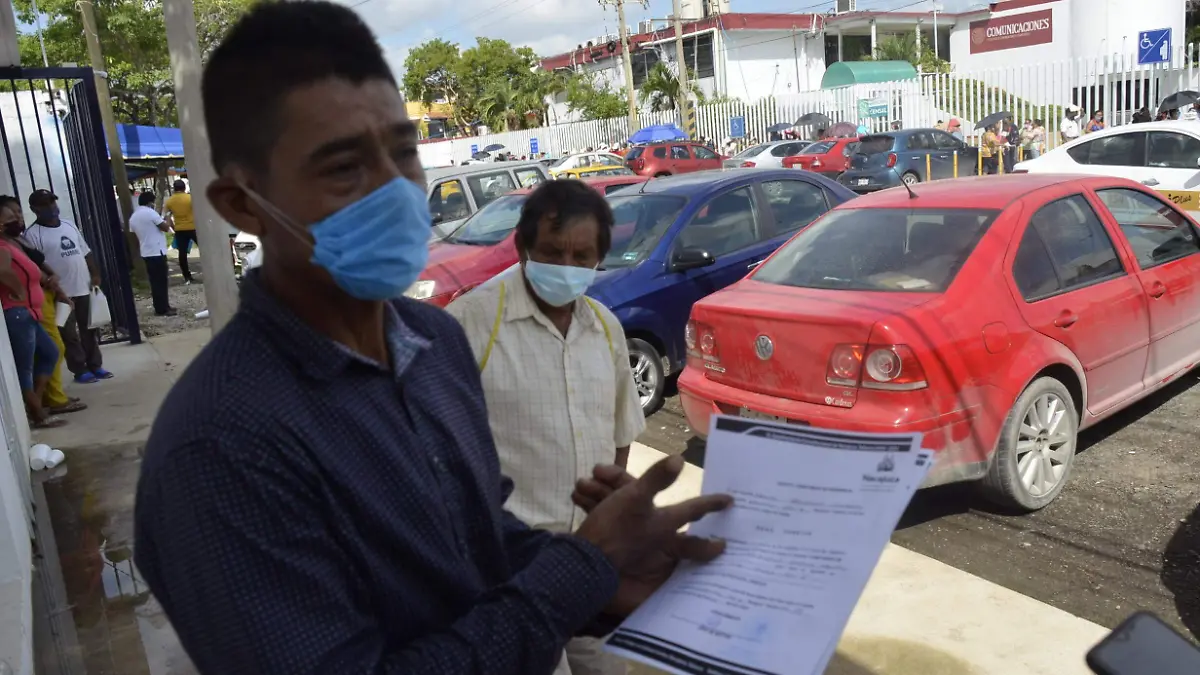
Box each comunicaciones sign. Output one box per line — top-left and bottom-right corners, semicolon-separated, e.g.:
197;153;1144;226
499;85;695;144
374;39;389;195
969;8;1054;55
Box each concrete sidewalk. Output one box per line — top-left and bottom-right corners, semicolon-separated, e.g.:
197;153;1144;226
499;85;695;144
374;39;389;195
29;328;1109;675
625;445;1110;675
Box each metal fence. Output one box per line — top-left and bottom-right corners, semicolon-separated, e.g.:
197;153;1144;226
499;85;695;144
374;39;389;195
418;43;1200;167
0;67;140;345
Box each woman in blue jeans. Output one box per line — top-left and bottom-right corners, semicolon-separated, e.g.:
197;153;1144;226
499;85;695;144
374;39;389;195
1;201;65;428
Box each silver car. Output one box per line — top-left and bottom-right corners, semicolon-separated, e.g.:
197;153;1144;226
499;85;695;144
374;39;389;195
426;161;550;240
721;140;813;170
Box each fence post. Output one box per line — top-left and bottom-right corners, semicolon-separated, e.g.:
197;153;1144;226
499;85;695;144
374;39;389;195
953;151;958;178
925;154;931;182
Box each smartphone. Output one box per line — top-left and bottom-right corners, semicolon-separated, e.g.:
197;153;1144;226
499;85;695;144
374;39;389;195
1087;612;1200;675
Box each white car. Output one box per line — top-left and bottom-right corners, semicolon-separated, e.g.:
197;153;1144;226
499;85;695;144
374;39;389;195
721;140;812;169
1014;121;1200;214
548;152;625;176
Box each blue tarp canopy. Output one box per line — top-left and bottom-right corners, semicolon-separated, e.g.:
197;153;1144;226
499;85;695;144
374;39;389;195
116;124;185;160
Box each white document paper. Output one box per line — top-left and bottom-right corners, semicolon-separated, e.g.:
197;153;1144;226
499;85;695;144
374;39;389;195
606;415;932;675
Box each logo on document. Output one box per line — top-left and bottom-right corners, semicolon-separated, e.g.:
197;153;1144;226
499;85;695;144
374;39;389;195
754;335;774;361
877;455;895;473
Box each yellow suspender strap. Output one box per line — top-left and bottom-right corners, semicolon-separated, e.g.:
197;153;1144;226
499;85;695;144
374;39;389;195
479;281;506;372
584;297;616;361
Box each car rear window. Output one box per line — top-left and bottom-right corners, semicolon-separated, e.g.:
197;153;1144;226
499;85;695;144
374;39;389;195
754;208;999;292
855;135;895;155
802;141;835;155
626;147;645;160
733;144;769;158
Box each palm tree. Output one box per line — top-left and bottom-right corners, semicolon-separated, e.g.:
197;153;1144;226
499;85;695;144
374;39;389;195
638;63;707;113
477;82;521;132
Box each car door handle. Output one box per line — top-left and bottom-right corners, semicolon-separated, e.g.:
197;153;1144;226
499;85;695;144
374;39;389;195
1142;178;1160;187
748;260;764;270
1148;281;1167;298
1053;311;1079;328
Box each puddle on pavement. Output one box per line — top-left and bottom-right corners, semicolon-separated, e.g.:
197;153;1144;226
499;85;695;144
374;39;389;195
35;441;196;675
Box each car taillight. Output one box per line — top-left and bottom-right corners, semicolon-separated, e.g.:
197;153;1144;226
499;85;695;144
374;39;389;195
686;320;720;362
741;161;756;167
826;344;926;391
811;158;823;168
886;152;898;168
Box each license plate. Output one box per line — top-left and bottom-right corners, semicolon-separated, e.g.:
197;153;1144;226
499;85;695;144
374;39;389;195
739;407;786;423
857;178;869;186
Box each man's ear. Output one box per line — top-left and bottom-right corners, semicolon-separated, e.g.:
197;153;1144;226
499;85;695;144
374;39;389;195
207;174;265;237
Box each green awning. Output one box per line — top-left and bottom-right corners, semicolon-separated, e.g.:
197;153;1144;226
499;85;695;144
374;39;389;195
821;60;919;89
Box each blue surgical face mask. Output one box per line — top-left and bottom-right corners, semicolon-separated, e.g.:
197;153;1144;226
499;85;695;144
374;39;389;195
523;260;596;307
35;205;59;221
243;177;432;300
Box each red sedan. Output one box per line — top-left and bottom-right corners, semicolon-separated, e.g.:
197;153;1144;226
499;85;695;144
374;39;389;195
781;136;859;178
679;174;1200;511
409;175;648;307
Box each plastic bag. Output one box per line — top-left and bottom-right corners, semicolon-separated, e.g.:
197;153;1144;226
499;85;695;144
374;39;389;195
88;287;111;329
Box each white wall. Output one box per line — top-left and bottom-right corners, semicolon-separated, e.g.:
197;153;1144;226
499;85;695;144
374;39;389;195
948;2;1073;72
0;302;33;675
723;30;825;102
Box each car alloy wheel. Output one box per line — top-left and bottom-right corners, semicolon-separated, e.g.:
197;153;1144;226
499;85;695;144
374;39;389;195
902;171;919;186
1015;393;1075;497
627;337;665;416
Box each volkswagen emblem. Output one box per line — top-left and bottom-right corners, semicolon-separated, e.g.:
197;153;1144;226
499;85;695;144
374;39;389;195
754;335;774;361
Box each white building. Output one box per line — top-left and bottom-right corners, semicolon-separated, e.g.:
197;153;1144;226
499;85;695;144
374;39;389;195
540;0;1189;120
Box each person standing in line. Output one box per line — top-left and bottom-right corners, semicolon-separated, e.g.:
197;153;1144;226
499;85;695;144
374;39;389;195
163;179;199;284
981;121;1002;175
1060;105;1081;144
134;4;731;674
447;180;644;675
22;189;113;384
947;118;963;141
130;191;177;316
1084;109;1106;134
0;195;85;415
1;201;66;428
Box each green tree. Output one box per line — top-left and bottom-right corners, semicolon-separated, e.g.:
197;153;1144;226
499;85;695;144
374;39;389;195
477;81;522;131
401;38;462;108
12;0;255;125
638;62;705;113
565;73;626;121
863;33;949;74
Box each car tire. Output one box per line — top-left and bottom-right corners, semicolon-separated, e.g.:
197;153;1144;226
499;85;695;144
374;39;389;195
901;171;920;186
978;377;1079;512
627;337;666;416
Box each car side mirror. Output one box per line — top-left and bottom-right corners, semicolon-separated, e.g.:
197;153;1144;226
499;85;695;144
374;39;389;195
671;247;716;272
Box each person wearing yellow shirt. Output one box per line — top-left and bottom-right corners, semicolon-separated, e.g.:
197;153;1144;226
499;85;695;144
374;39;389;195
981;122;1003;175
163;179;198;284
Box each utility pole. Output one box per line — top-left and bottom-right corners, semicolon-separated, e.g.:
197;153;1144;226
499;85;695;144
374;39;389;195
602;0;641;134
77;0;133;227
791;25;801;92
671;0;690;104
164;0;239;332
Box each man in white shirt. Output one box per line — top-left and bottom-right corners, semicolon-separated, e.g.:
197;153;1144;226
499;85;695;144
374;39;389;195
1060;104;1081;144
130;191;176;316
447;180;644;675
22;189;112;384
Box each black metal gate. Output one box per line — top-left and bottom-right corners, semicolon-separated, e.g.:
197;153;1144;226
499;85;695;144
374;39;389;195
0;66;140;345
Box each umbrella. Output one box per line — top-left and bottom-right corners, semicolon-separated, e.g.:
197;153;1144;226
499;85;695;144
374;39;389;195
795;112;831;127
975;111;1013;130
482;143;506;152
471;151;491;160
766;122;793;133
823;122;859;138
1159;90;1200;113
628;123;688;144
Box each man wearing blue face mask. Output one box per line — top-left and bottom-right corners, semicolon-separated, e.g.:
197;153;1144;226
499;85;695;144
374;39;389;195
447;180;645;675
132;4;731;675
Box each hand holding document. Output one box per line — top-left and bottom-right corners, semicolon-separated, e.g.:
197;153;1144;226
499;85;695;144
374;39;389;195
606;416;932;675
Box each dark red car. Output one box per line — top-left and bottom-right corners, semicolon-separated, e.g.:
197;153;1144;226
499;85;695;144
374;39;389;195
626;141;723;177
679;174;1200;511
782;136;860;178
406;175;649;307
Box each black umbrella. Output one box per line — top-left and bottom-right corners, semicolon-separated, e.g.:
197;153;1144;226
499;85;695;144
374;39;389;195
766;122;793;133
482;143;506;152
975;110;1012;130
1159;90;1200;113
472;151;491;160
795;112;831;127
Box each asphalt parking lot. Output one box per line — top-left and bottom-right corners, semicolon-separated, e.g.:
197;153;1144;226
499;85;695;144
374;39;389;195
638;370;1200;642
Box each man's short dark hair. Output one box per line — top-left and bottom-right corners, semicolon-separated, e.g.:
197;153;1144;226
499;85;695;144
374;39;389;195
173;180;186;192
139;191;156;206
515;180;613;257
201;1;395;173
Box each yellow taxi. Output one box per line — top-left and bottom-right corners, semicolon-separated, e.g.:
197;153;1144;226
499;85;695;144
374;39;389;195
553;165;637;180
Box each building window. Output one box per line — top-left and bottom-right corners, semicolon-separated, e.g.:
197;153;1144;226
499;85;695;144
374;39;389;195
682;33;715;79
632;49;661;88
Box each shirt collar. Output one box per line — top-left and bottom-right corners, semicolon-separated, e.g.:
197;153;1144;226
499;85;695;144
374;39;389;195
239;270;431;381
502;268;602;334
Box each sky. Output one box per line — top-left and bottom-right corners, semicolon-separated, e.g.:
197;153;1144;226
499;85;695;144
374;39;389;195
335;0;986;80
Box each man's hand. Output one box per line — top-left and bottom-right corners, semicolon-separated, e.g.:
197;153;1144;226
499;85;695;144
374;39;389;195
90;273;101;289
573;455;732;617
573;464;634;513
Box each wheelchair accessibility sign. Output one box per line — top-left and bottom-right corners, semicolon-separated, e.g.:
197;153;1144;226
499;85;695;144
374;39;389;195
1138;29;1171;65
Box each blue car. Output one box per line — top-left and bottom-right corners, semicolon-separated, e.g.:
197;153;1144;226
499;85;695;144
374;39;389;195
590;168;857;414
838;128;980;193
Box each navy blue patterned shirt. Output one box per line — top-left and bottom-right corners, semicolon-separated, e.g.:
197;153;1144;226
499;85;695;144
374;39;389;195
134;272;619;674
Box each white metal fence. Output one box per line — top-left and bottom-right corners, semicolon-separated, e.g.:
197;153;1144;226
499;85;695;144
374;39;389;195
418;43;1200;167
